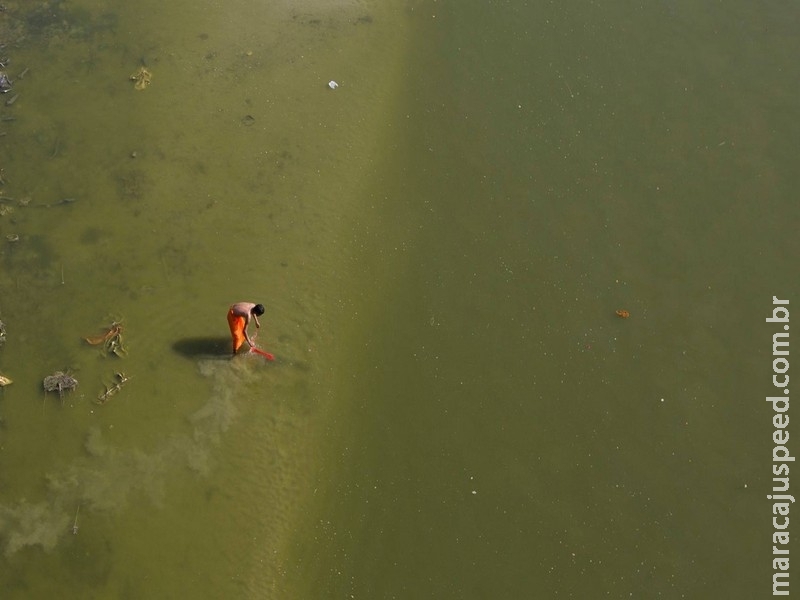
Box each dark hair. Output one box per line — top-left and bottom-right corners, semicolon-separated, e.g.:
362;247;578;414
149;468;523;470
253;304;265;316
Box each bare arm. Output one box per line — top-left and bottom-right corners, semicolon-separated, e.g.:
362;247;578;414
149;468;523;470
243;313;256;347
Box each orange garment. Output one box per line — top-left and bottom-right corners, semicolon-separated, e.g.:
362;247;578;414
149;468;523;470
227;308;246;352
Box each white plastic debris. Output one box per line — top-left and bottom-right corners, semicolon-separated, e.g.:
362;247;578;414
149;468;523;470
328;80;339;90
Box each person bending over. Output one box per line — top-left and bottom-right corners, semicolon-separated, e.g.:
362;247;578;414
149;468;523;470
227;302;265;355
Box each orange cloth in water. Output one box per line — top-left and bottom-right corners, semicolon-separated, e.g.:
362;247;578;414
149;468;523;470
227;308;246;352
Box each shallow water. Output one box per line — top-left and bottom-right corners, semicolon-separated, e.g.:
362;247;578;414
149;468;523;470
0;0;407;597
1;0;799;598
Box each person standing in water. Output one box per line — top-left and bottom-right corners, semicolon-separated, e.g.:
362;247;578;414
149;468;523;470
227;302;270;357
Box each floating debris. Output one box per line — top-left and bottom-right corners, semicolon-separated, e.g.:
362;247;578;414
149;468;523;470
327;80;338;90
0;319;5;345
615;309;630;318
96;372;131;405
43;371;78;396
0;71;11;94
129;66;151;91
84;321;126;357
0;374;11;386
72;505;80;535
84;321;121;345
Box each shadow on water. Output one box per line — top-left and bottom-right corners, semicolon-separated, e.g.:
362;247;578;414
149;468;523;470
172;337;230;360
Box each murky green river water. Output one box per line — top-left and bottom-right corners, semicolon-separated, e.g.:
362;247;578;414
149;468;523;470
0;0;798;598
